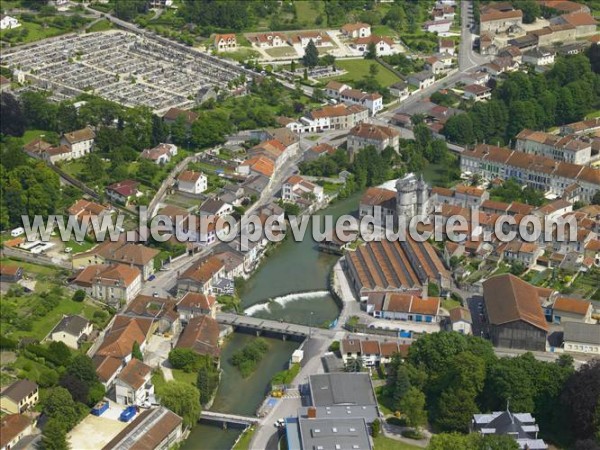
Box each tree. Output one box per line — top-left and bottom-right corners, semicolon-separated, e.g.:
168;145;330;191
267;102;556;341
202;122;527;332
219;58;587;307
132;341;143;361
435;387;480;432
365;41;377;59
371;418;380;437
290;60;297;72
158;381;201;428
344;357;364;372
302;40;320;68
561;359;600;440
72;289;86;302
513;0;541;23
48;341;72;366
43;387;81;427
369;63;380;78
41;418;68;450
169;348;201;372
399;387;427;428
196;356;220;405
67;354;98;384
0;93;25;136
60;373;89;404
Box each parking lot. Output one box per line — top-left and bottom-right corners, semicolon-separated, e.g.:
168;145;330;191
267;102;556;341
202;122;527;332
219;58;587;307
1;30;244;113
67;401;128;450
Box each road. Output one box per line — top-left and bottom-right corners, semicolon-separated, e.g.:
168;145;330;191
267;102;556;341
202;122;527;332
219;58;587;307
458;0;490;71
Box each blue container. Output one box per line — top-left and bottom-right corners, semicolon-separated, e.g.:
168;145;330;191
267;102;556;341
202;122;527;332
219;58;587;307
91;401;109;416
119;406;137;422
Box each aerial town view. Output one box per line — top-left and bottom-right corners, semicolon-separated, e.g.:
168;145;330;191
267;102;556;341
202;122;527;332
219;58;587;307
0;0;599;449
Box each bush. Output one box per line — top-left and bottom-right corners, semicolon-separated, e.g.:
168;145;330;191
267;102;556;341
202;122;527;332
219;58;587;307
401;429;424;440
72;289;86;302
387;416;408;427
169;348;201;372
328;341;340;353
231;338;269;377
371;418;381;437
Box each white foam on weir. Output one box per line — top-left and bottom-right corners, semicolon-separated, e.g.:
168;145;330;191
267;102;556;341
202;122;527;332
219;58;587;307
244;290;330;316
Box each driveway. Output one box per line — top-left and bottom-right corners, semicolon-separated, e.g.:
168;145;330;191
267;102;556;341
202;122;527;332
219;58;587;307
144;334;176;370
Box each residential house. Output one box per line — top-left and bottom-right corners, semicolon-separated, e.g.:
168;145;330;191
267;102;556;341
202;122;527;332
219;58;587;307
282;175;324;204
199;198;233;218
177;292;216;322
162;108;198;127
439;38;455;55
540;0;590;14
554;11;598;37
425;56;446;74
300;103;368;133
448;307;473;334
522;47;556;66
248;139;287;168
214;33;237;51
337;88;383;116
350;35;395;56
0;380;38;414
347;123;400;158
502;241;543;268
101;407;183;450
60;127;96;159
463;84;492;101
73;241;160;281
341;23;371;38
0;415;34;450
423;19;452;33
482;274;549;351
93;315;154;387
459;144;600;203
471;410;547;450
515;129;592;165
389;81;409;100
0;265;22;283
212;247;246;280
175;314;220;359
288;31;332;48
480;8;523;34
115;358;154;406
48;315;93;349
433;4;456;21
0;15;20;30
369;292;441;323
177;256;225;295
237;155;275;178
563;322;600;355
177;170;207;195
106;180;141;205
304;142;336;161
123;294;180;334
408;71;435;90
552;297;594;324
251;32;286;48
195;214;231;247
140;143;177;165
68;199;110;227
324;81;351;99
72;263;142;306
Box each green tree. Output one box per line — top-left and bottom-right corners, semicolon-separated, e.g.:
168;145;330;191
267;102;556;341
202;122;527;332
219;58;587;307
132;341;143;361
365;41;377;59
302;40;320;68
72;289;86;302
48;341;72;366
371;418;381;437
196;356;220;405
158;381;201;428
513;0;541;23
41;418;68;450
169;348;201;372
67;354;98;384
369;63;379;78
399;387;427;428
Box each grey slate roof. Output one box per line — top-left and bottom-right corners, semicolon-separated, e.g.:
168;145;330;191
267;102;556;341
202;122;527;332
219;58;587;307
50;315;89;337
564;322;600;345
309;373;376;407
298;417;372;450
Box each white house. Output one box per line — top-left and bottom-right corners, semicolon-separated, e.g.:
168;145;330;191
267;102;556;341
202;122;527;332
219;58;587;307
48;315;93;349
522;47;556;66
350;36;395;56
199;198;233;218
115;359;154;406
72;264;142;307
408;71;435;90
463;84;492;101
214;34;237;51
423;19;452;33
389;82;409;100
0;15;20;30
60;127;96;159
140;143;178;165
339;88;384;116
448;307;472;335
282;175;324;204
563;322;600;355
178;170;207;195
341;22;371;39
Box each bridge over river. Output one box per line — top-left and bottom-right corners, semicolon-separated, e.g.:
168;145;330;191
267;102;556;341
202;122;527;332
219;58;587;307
216;312;338;340
200;410;260;427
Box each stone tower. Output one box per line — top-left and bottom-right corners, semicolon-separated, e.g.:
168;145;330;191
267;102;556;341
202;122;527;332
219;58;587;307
395;173;430;223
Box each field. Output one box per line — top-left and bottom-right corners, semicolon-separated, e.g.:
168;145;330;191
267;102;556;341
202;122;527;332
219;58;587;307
265;47;298;58
322;59;400;87
87;19;114;33
371;25;397;37
295;1;326;28
0;22;64;45
373;435;421;450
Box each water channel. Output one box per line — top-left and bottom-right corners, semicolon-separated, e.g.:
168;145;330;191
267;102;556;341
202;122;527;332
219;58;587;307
181;163;448;449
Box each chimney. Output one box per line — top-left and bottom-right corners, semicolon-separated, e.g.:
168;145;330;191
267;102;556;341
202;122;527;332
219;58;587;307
307;407;317;419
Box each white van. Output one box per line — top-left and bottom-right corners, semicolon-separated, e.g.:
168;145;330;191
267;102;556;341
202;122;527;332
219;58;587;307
11;227;25;237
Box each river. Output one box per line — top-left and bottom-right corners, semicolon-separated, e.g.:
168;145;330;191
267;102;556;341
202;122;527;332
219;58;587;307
181;163;447;449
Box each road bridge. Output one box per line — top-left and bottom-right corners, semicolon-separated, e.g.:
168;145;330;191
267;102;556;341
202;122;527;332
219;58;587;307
200;411;260;428
216;313;337;340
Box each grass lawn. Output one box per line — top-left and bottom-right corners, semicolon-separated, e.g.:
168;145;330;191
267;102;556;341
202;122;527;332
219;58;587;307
232;425;256;450
172;368;197;386
217;48;260;63
375;386;395;416
0;258;62;276
22;129;56;144
295;1;326;27
13;298;104;341
371;25;397;37
373;435;421;450
323;59;400;87
87;19;114;33
585;110;600;119
265;46;298;58
66;238;97;254
442;298;461;311
0;21;65;45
